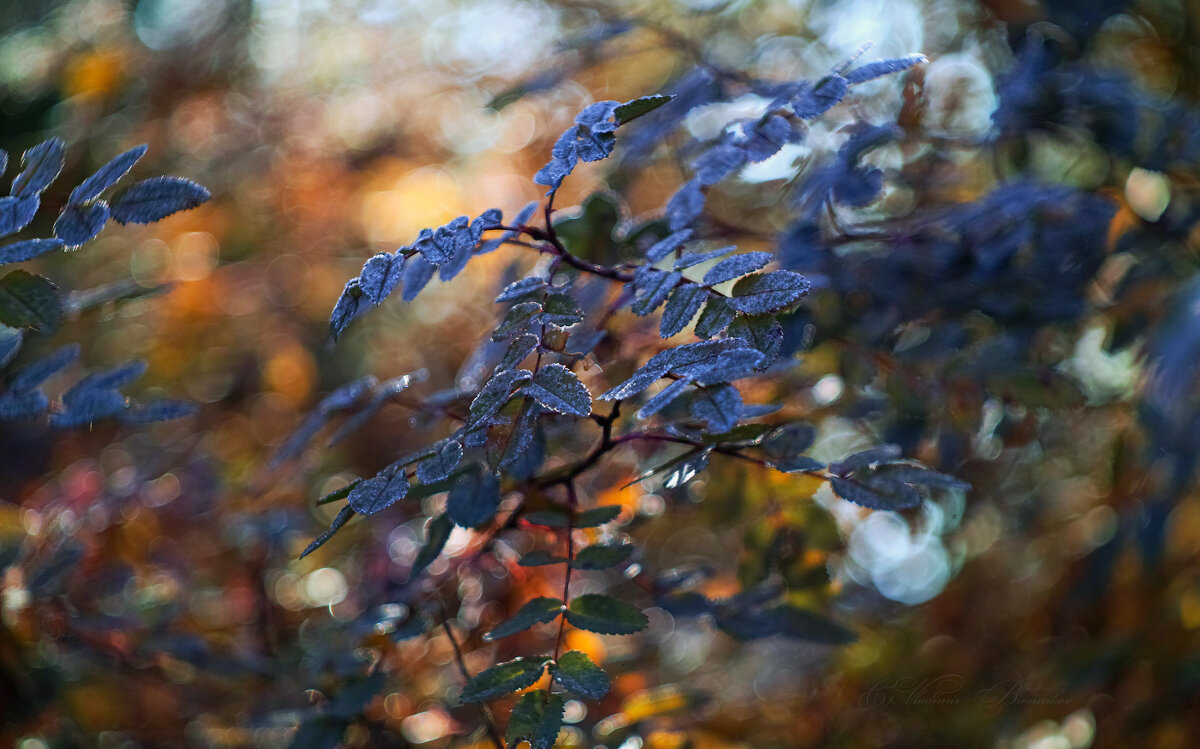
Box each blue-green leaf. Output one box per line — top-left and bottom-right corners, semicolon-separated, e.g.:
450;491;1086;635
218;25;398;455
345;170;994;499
110;177;211;224
0;270;61;333
54;202;110;246
572;543;634;570
702;252;772;286
565;594;648;635
0;195;39;237
69;144;148;204
689;384;742;433
416;439;464;484
483;597;564;640
0;238;65;266
694;296;735;338
660;282;707;337
446;468;501;527
614;94;673;126
505;691;563;749
524;363;591;417
460;657;547;703
552;650;610;699
11;138;65;198
728;271;810;314
347;467;409;516
300;506;355;559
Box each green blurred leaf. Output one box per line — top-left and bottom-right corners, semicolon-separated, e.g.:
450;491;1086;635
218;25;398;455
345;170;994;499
565;594;648;635
484;597;564;641
0;270;61;333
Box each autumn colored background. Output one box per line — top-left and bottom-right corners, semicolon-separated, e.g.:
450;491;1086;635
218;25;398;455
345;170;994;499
1;1;1199;747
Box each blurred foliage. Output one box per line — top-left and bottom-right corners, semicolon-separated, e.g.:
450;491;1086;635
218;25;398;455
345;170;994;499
0;1;1199;748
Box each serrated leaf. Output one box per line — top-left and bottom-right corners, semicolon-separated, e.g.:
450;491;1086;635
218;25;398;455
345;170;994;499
496;276;547;302
728;314;783;361
660;283;707;337
541;292;584;328
506;691;563;749
553;650;611;699
11;138;65;198
631;268;681;316
0;195;39;237
9;344;78;392
572;543;634;570
828;475;921;510
402;254;435;301
495;397;540;473
316;479;362;506
792;76;849;119
524;363;591;417
411;514;452;577
347;467;409;515
576;505;622;527
468;368;533;428
446;468;501;527
69;144;148;204
54;202;110;246
615;95;673;125
666;179;704;232
565;593;648;635
299;506;355;559
0;238;65;266
694;296;735;338
831;444;903;474
328;279;364;341
689;384;742;433
484;597;564;640
110;177;210;224
645;228;692;262
694;143;746;186
763;422;817;458
460;657;547;703
492;300;542;340
0;270;61;332
870;463;970;489
845;54;927;85
358;252;405;304
673;247;730;270
702;252;772;286
729;271;810;314
498;334;539;372
636;377;692;419
416;439;464;484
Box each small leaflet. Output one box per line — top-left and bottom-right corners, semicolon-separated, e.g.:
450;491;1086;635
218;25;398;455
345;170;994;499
68;144;148;205
109;177;211;224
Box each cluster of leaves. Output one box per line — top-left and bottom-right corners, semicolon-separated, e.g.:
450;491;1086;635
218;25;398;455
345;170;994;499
0;139;205;426
280;50;969;747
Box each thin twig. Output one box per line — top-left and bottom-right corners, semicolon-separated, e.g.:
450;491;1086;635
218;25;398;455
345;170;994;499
440;604;506;749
